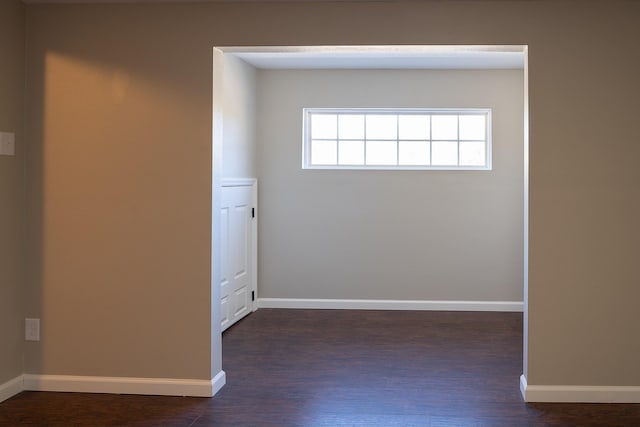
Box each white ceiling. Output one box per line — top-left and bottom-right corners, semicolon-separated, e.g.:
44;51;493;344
226;46;526;70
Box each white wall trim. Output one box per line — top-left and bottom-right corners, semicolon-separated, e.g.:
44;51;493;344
520;374;640;403
520;373;527;400
258;298;523;312
211;370;226;396
221;178;256;187
0;375;23;403
23;372;227;398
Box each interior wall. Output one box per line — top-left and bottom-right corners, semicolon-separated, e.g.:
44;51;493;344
256;69;524;302
24;5;213;379
0;0;26;386
23;0;640;389
222;55;257;179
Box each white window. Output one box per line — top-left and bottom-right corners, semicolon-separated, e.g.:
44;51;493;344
302;108;492;170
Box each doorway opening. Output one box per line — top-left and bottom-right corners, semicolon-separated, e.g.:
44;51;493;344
211;45;529;397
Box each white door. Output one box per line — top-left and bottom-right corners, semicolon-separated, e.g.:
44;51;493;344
220;180;257;332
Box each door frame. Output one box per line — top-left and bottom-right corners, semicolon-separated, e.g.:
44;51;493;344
211;45;529;398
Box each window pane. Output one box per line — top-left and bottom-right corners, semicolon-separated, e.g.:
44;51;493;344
339;115;365;139
304;108;490;170
366;140;397;165
399;140;430;166
431;115;458;140
311;140;337;165
311;114;337;139
398;115;430;140
366;115;397;140
459;140;485;166
459;115;486;140
339;140;365;165
432;141;458;166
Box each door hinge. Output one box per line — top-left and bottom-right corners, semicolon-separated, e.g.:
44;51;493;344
251;291;255;301
252;207;255;218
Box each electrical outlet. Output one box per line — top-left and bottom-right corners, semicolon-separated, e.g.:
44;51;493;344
25;318;40;341
0;132;15;156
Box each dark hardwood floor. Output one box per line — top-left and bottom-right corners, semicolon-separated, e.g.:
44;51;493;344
1;309;639;426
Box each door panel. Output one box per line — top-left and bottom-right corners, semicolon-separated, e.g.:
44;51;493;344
221;182;256;331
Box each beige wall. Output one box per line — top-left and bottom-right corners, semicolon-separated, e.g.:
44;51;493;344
0;0;26;386
23;0;640;388
24;5;214;379
256;69;523;301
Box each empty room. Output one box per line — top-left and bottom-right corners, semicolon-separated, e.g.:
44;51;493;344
1;0;639;426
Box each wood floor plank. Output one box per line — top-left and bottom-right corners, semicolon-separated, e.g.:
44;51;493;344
1;309;639;426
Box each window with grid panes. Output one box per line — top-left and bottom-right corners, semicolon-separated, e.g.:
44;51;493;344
302;109;491;170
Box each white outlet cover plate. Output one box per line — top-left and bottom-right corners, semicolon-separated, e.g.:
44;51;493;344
25;318;40;341
0;132;16;156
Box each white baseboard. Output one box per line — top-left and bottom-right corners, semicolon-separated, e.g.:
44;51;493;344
520;373;527;400
211;370;226;396
24;371;227;398
520;374;640;403
258;298;523;312
0;375;23;403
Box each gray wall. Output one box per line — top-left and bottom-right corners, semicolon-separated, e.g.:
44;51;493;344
256;69;524;301
0;0;25;386
222;54;257;179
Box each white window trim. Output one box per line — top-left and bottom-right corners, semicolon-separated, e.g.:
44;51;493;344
302;108;492;171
